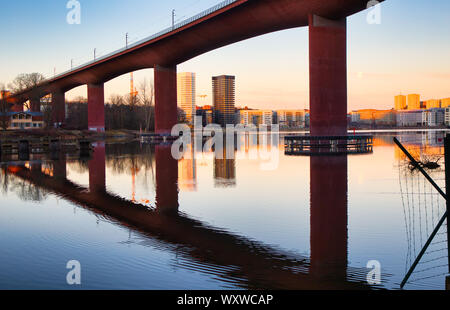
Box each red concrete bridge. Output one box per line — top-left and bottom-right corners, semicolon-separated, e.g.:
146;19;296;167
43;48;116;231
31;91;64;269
9;0;382;134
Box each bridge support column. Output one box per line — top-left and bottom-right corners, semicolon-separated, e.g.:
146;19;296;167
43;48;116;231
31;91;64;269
53;159;67;180
89;142;106;192
52;91;66;127
154;65;177;135
88;83;105;132
309;15;347;136
155;144;179;214
30;98;41;113
310;155;348;278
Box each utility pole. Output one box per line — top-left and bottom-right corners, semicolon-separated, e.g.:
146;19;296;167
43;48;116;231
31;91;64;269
172;9;176;30
126;33;129;48
94;48;96;60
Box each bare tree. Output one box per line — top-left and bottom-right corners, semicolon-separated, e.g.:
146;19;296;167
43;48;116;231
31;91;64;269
8;73;46;93
109;94;125;106
138;79;154;132
8;73;46;110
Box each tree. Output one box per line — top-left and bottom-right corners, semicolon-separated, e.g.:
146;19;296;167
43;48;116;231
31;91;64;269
138;79;154;132
8;73;46;111
8;73;46;93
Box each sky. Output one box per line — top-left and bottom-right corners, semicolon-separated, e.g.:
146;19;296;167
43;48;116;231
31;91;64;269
0;0;449;111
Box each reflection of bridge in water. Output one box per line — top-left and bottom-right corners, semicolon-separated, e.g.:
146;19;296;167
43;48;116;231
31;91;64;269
2;142;383;289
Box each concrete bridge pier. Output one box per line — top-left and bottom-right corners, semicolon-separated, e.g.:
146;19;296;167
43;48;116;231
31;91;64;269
155;144;179;214
309;14;347;136
30;98;41;113
51;91;66;127
53;159;67;180
89;142;106;192
88;83;105;132
154;65;177;135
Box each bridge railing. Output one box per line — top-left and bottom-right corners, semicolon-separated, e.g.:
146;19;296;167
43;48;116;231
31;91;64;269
52;0;241;81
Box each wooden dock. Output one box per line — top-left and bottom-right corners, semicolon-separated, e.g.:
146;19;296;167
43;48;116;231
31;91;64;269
0;137;92;157
284;135;373;156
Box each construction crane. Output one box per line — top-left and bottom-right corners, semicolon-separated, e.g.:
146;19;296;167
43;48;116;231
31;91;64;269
197;94;207;107
130;72;138;99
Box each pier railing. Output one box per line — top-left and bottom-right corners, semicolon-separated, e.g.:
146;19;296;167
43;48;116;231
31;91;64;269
52;0;241;80
284;135;374;156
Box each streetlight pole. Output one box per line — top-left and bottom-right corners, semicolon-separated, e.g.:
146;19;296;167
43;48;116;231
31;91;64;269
172;9;176;30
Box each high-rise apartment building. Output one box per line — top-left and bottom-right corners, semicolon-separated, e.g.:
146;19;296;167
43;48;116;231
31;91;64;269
407;94;421;110
177;72;196;124
212;75;235;126
394;95;407;110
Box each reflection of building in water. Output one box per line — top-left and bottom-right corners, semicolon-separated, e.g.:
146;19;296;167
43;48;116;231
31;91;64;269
178;144;197;191
214;147;236;188
394;132;445;161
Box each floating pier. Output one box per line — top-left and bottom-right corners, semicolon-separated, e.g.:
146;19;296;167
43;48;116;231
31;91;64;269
0;137;92;157
284;135;373;156
140;133;179;144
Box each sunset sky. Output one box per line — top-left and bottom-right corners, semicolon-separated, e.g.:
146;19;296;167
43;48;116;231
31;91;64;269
0;0;449;111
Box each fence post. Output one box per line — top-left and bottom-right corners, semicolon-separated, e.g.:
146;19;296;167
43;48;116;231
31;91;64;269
445;134;450;273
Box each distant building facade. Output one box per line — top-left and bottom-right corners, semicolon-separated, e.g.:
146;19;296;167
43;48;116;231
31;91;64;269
195;106;214;126
407;94;421;110
212;75;235;127
397;110;424;127
441;98;450;108
238;109;273;126
275;110;307;128
395;95;407;110
424;108;445;127
425;99;440;109
350;109;396;127
0;111;44;129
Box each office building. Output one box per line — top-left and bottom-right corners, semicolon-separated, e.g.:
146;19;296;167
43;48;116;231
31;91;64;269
212;75;235;127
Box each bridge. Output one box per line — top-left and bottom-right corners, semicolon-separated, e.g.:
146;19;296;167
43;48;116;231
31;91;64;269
2;143;384;289
8;0;382;135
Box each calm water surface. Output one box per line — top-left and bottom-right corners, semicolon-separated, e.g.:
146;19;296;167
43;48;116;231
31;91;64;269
0;131;448;290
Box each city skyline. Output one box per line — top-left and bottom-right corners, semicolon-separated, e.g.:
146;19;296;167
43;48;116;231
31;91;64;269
1;0;449;111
